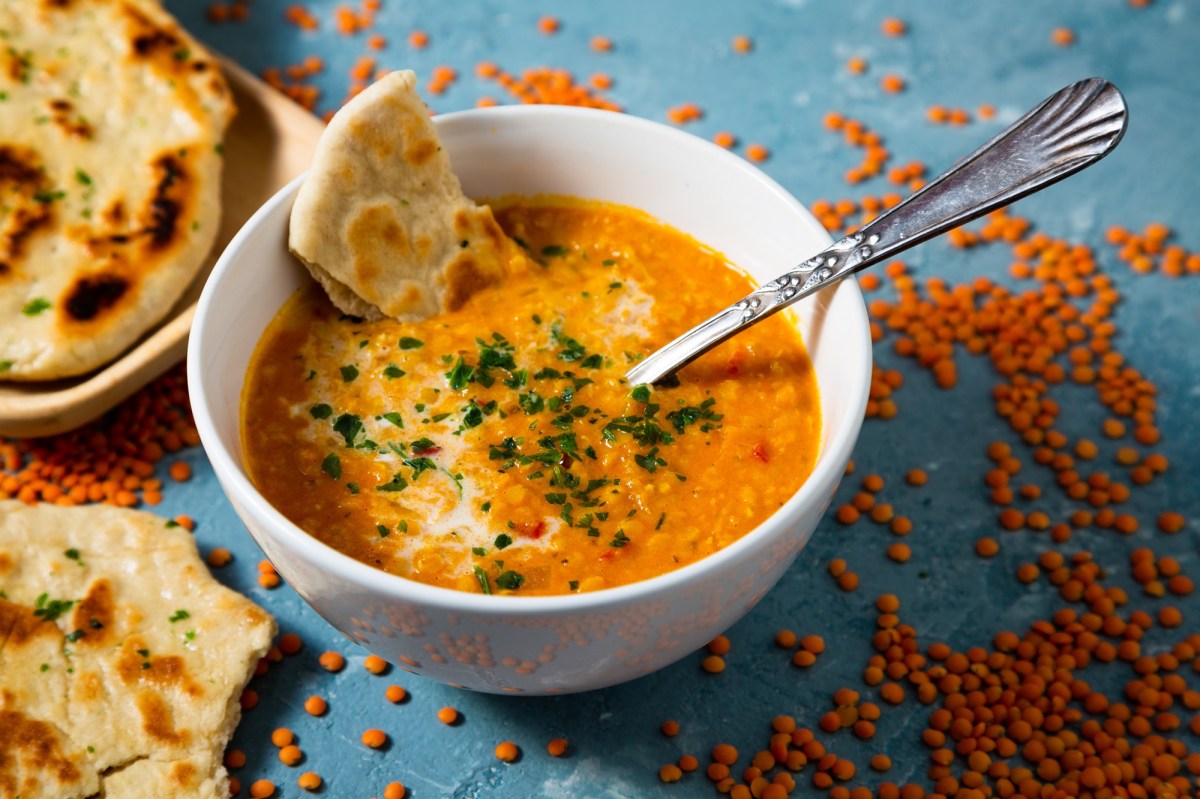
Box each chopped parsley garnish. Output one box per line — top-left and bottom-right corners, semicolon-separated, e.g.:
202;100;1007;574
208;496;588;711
518;391;545;414
33;593;76;622
403;456;437;481
376;473;409;492
494;533;512;550
381;411;404;428
410;437;436;453
340;364;359;382
656;512;667;530
383;363;406;379
64;548;84;566
321;453;341;479
377;524;391;538
472;546;488;556
75;168;92;185
399;336;424;350
630;385;652;403
445;357;475;389
0;361;11;373
495;570;525;590
22;297;51;316
33;189;65;204
332;413;363;446
610;530;631;548
666;397;723;433
551;322;587;362
473;566;492;594
481;501;492;513
541;244;568;257
633;447;667;473
310;403;333;419
168;609;190;623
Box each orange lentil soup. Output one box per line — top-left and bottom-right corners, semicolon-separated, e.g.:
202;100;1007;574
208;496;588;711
242;197;820;596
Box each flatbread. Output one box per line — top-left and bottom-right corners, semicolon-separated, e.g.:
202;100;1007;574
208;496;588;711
0;501;276;799
289;70;523;321
0;0;234;380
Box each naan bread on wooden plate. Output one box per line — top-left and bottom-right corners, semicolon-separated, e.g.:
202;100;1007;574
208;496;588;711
0;0;233;381
0;501;275;799
289;70;523;321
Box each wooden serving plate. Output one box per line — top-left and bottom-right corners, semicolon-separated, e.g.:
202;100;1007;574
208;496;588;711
0;60;325;439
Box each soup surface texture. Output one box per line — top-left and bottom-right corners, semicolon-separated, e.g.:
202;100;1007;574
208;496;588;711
242;197;820;596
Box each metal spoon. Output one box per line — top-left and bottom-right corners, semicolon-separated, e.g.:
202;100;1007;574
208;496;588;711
626;77;1128;386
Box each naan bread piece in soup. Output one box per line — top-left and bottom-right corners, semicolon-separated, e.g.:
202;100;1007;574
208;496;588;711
0;501;276;799
289;70;524;322
0;0;234;381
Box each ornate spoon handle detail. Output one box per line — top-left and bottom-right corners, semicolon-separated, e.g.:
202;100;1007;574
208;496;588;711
627;77;1128;386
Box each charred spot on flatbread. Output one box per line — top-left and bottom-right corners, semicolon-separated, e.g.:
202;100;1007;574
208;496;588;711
63;274;129;322
145;153;188;250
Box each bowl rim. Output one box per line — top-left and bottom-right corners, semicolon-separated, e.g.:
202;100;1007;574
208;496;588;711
189;103;872;617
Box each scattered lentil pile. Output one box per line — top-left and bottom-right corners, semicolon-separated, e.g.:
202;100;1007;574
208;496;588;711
1;365;197;511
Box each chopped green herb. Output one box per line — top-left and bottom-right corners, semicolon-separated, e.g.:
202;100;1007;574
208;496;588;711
32;190;65;204
399;336;424;350
64;629;85;642
541;244;568;257
168;609;190;623
494;533;513;550
473;565;492;594
493;570;523;591
63;548;84;566
472;546;488;556
569;580;580;591
321;453;341;479
32;593;76;623
75;168;92;185
377;524;390;538
656;512;667;530
410;437;436;453
383;363;405;379
381;411;404;428
634;447;667;473
445;356;475;390
376;473;409;492
610;530;631;548
332;413;363;446
347;482;360;494
340;364;359;382
310;403;333;419
0;361;11;373
481;501;492;513
22;297;50;316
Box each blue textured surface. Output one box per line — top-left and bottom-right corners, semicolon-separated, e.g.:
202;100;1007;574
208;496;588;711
154;2;1198;796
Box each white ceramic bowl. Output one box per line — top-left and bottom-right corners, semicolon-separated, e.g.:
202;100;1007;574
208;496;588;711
188;105;871;695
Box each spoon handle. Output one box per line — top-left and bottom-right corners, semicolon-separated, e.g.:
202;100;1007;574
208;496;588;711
626;77;1128;387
